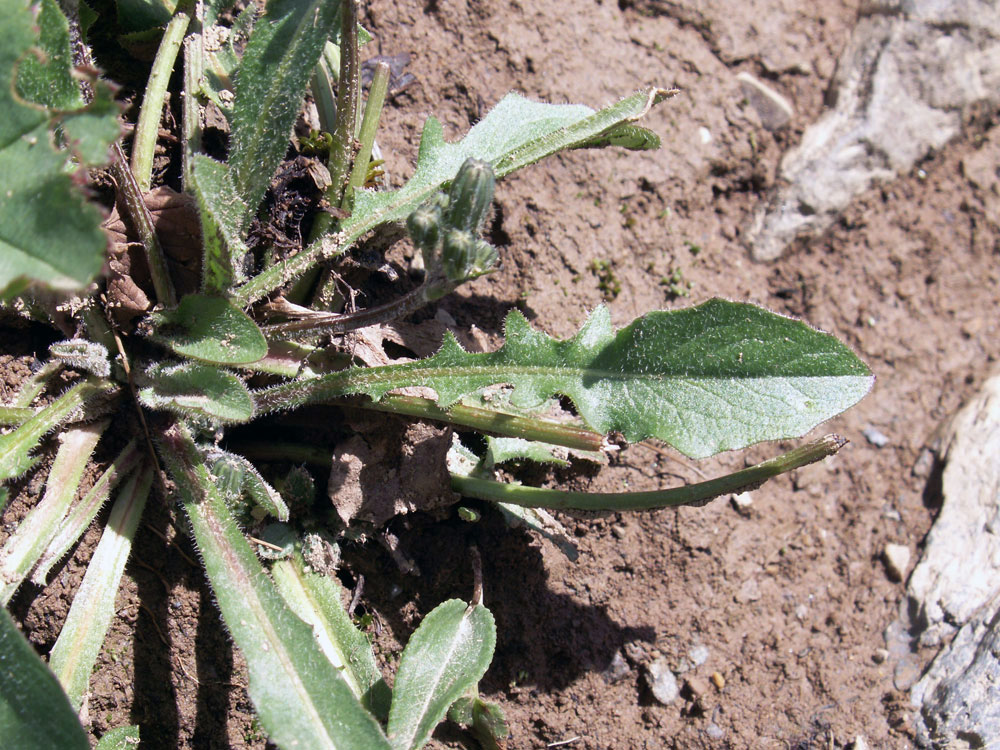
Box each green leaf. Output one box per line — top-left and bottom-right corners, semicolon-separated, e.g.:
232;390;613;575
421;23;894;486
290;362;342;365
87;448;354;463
447;695;509;750
0;378;116;482
188;155;250;295
387;599;496;750
115;0;176;32
160;423;393;750
228;0;342;220
138;361;255;424
49;466;152;709
148;294;267;365
257;299;873;459
95;726;140;750
575;123;660;150
271;552;391;719
0;0;120;298
235;87;673;305
0;608;88;750
485;437;570;468
1;421;107;605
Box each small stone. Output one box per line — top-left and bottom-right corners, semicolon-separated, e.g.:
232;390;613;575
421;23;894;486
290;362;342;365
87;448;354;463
851;735;870;750
698;126;712;144
706;723;725;740
646;658;679;705
611;524;627;539
730;491;753;513
863;426;890;447
711;671;726;690
623;641;647;665
603;650;630;684
873;648;889;664
794;603;809;620
684;675;711;701
688;644;710;667
737;71;794;131
737;577;761;602
883;543;911;582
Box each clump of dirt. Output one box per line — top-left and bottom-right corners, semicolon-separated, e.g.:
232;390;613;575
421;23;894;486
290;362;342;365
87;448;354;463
4;1;999;749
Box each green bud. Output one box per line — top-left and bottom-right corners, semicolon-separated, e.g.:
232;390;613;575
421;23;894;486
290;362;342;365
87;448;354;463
441;228;477;281
444;158;495;233
406;201;442;253
210;455;246;501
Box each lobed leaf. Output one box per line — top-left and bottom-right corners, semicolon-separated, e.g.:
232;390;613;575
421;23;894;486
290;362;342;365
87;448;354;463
257;299;873;459
387;599;496;750
0;0;120;299
160;423;393;750
234;87;674;305
228;0;342;221
148;294;267;365
0;609;88;750
139;361;254;424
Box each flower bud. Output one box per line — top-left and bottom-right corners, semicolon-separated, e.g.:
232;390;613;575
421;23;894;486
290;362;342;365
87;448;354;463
406;201;442;253
444;158;495;233
441;228;478;281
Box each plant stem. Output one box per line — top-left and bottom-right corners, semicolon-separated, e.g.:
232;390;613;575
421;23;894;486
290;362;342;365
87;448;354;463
360;395;604;452
131;11;191;192
12;360;62;408
227;441;333;467
260;281;449;337
313;0;360;238
451;435;847;512
346;61;390;199
111;142;177;307
311;48;339;134
181;10;204;188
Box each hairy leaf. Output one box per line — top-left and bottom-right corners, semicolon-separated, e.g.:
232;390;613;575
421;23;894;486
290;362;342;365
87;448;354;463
115;0;176;31
257;300;873;459
188;155;250;294
0;378;116;482
228;0;341;220
0;0;120;298
387;599;496;750
94;726;140;750
0;609;88;750
160;424;393;750
235;87;674;305
271;552;391;719
49;466;153;708
138;361;255;424
148;294;267;365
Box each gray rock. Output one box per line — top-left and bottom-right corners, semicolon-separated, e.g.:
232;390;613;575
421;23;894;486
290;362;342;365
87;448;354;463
898;372;1000;747
706;723;725;740
748;0;1000;260
646;658;680;705
883;543;911;582
737;72;794;130
603;650;631;684
863;427;891;447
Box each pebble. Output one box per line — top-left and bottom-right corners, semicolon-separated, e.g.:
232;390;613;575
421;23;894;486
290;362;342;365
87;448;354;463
883;543;911;582
730;491;753;514
737;71;794;130
646;658;679;705
863;426;890;447
688;644;710;667
684;675;710;700
603;650;630;684
706;723;725;740
851;735;871;750
873;648;889;664
711;671;726;690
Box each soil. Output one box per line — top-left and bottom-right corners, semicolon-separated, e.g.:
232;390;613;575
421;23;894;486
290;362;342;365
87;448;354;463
3;1;999;748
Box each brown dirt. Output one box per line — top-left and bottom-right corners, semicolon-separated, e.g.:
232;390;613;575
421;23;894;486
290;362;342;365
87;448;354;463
3;1;999;748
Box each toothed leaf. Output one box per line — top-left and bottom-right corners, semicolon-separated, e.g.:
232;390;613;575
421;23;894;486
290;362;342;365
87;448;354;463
257;299;873;459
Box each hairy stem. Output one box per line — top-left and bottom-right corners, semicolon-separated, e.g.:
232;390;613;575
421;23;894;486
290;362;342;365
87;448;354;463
131;12;190;192
181;10;204;188
452;435;847;511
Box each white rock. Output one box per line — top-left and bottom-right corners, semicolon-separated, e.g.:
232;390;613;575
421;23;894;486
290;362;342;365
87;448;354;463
688;644;710;666
646;658;679;705
883;543;911;582
737;72;794;131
